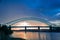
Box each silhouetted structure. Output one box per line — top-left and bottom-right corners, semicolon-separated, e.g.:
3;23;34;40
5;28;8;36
25;27;27;33
38;27;40;32
49;25;52;32
0;24;2;40
0;25;13;40
0;24;1;30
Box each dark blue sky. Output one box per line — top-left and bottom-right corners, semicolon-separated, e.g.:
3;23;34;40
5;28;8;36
0;0;60;24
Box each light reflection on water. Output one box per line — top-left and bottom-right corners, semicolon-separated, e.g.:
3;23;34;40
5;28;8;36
11;32;60;40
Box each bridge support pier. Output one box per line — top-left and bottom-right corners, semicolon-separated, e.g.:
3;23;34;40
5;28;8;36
38;27;40;32
25;27;27;33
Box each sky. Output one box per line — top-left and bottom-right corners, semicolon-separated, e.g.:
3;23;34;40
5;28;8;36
0;0;60;25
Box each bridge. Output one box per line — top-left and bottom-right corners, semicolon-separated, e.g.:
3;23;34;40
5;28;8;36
8;26;60;32
10;26;52;32
4;17;52;26
2;17;57;32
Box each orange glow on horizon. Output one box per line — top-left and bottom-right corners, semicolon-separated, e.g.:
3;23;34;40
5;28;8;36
12;20;48;26
11;20;48;30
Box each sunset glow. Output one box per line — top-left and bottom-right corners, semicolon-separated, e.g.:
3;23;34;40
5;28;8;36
11;20;49;30
12;20;48;26
19;21;31;26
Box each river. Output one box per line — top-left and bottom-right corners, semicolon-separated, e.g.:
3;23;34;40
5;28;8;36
11;31;60;40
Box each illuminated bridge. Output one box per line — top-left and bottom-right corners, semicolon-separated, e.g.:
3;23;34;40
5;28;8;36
2;17;60;40
4;17;53;31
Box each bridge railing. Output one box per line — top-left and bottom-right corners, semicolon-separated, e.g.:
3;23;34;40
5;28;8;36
10;26;50;32
10;26;60;32
1;24;60;32
11;26;49;28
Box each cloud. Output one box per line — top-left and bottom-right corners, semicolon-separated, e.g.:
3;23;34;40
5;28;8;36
55;13;60;16
49;20;60;26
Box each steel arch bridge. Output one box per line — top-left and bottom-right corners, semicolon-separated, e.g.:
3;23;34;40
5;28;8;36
4;17;51;26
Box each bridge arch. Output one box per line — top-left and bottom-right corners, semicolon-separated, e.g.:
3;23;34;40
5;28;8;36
5;17;51;26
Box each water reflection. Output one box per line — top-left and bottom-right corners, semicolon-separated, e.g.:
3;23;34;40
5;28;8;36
11;32;60;40
12;32;50;40
11;32;26;39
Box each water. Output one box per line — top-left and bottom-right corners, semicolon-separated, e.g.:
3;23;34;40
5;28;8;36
11;31;60;40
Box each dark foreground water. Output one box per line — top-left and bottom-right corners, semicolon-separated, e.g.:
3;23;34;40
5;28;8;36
11;31;60;40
